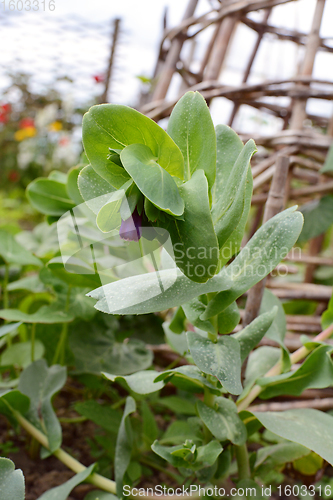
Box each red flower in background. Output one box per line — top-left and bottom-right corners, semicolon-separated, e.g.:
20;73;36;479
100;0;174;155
19;117;35;129
0;103;11;124
93;74;105;83
8;170;20;182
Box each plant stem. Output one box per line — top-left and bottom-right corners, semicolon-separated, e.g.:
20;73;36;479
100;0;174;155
237;323;333;412
12;409;117;494
235;443;251;480
31;323;36;363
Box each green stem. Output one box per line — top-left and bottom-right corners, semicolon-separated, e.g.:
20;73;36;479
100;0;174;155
12;409;117;494
235;443;251;480
110;397;127;410
31;323;36;363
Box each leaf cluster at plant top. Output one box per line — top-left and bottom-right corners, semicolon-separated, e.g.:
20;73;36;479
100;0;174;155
2;90;333;500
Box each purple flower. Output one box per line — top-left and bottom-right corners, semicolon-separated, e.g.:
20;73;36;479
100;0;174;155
119;209;142;241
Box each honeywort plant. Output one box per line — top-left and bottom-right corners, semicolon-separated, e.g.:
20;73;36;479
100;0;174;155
2;91;333;499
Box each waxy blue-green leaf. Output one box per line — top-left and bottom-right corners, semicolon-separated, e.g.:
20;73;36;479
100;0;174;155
167;169;219;282
19;360;66;452
218;167;253;268
212;125;243;204
67;164;84;205
298;196;333;243
259;289;286;345
78;165;117;215
212;140;256;248
1;341;44;369
0;322;22;339
154;365;221;395
187;331;242;395
0;305;74;324
0;230;41;266
167;91;216;190
70;327;152;375
115;396;136;498
103;370;164;395
26;178;75;216
182;298;215;334
239;346;281;402
120;144;184;216
88;265;231;315
200;207;304;319
252;409;333;466
96;183;132;233
257;344;333;398
82;104;184;187
254;442;310;473
38;464;96;500
217;302;240;334
233;307;278;363
0;458;25;500
197;397;246;445
152;439;222;471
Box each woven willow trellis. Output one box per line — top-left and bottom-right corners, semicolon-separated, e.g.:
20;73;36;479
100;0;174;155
139;0;333;412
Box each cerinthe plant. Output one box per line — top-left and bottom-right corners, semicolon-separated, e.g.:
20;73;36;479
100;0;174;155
2;91;333;499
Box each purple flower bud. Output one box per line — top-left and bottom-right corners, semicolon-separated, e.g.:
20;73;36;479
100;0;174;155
119;209;142;241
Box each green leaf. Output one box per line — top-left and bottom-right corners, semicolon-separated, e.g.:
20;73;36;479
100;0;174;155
197;397;246;445
212;140;256;248
163;322;188;356
239;347;281;402
7;275;46;293
102;370;164;394
67;165;84;205
1;341;44;369
82;104;184;186
47;257;101;288
167;91;216;189
78;165;117;214
201;207;304;318
212;124;243;204
115;396;136;498
26;178;75;216
75;400;121;434
161;419;202;445
151;439;222;471
321;142;333;173
0;389;30;423
293;451;323;476
158;396;196;415
96;187;128;233
0;230;41;266
322;293;333;330
37;464;95;500
259;289;286;345
252;409;333;466
166;169;219;282
255;442;310;473
0;304;74;324
187;332;242;395
217;302;240;334
257;345;333;398
182;298;215;334
0;322;22;339
18;360;66;452
0;457;25;500
298;196;333;243
88;267;231;315
120;144;184;216
218;167;253;267
154;365;221;394
233;307;278;363
70;327;152;375
141;401;158;446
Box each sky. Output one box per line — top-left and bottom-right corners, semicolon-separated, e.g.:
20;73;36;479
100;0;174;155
0;0;332;131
